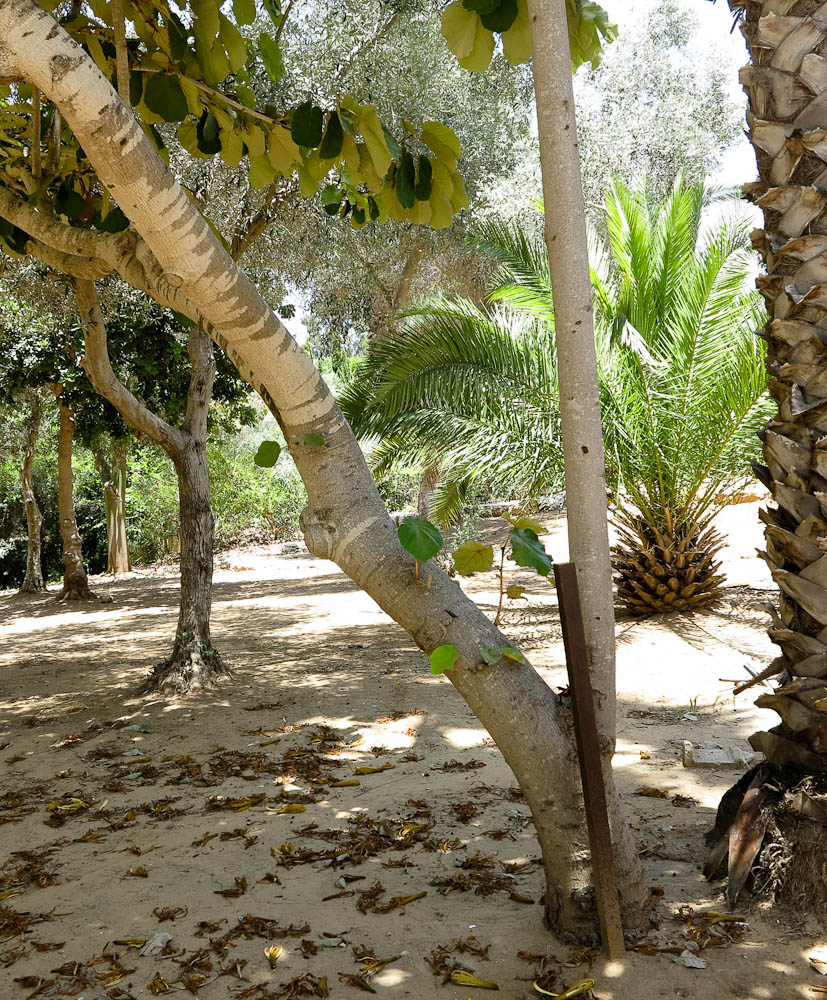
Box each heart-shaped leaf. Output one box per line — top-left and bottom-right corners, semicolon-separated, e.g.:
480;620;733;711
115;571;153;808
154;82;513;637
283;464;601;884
509;527;552;577
452;540;494;576
254;440;281;468
430;644;458;675
398;517;444;562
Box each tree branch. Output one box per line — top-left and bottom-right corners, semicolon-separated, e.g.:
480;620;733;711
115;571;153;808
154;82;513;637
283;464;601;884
0;184;205;324
330;12;401;91
31;88;42;180
274;0;294;43
110;0;130;106
25;237;112;278
75;278;182;454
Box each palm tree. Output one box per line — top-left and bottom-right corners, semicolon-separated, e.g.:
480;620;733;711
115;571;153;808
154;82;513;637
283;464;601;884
342;177;770;613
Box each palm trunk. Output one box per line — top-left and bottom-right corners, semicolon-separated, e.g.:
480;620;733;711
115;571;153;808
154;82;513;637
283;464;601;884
54;399;95;601
731;0;827;772
701;0;827;909
527;0;649;933
19;389;46;593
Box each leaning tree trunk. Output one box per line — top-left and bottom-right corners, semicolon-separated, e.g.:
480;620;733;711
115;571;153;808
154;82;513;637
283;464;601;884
92;436;131;575
2;4;651;940
18;389;46;593
54;398;96;601
704;0;827;910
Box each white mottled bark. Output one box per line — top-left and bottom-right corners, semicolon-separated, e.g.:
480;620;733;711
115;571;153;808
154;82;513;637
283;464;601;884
0;0;646;938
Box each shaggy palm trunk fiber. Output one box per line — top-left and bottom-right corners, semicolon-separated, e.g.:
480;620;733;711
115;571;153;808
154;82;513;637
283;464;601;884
19;391;45;593
706;0;827;910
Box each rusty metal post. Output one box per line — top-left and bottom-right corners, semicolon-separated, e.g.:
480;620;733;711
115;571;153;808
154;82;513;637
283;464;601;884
554;561;626;959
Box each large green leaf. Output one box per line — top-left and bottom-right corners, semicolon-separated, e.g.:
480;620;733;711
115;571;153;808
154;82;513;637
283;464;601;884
398;517;444;562
430;644;458;675
452;540;494;575
319;111;344;160
233;0;256;25
259;32;284;84
254;440;282;467
143;72;188;123
480;0;518;33
442;1;495;72
501;0;532;64
396;150;416;209
196;110;221;154
415;157;433;201
291;101;324;148
509;527;552;577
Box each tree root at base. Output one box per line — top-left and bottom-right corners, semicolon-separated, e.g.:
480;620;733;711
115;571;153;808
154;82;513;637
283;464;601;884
139;645;231;695
53;581;109;602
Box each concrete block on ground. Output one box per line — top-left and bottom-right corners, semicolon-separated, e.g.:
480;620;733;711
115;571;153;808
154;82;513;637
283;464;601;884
681;741;762;769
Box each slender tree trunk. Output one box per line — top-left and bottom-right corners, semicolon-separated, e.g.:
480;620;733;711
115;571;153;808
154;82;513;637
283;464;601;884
92;436;131;575
3;8;651;938
54;398;95;601
140;328;228;693
526;0;648;930
18;389;46;593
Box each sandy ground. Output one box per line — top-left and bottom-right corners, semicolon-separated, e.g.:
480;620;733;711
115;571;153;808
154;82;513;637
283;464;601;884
1;500;826;1000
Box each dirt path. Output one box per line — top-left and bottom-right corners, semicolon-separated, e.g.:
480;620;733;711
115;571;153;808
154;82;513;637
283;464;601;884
0;503;824;999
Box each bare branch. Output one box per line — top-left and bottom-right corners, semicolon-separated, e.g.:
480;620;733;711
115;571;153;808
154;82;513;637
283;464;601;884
26;237;112;278
330;12;401;91
274;0;294;43
75;278;182;454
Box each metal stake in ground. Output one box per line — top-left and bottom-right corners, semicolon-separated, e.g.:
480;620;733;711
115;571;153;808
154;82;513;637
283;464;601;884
554;561;626;959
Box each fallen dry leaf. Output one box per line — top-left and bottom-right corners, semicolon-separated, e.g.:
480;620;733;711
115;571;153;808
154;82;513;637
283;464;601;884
634;786;670;799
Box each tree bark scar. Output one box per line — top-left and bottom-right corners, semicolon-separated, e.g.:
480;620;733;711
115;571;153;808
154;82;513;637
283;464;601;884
50;52;83;83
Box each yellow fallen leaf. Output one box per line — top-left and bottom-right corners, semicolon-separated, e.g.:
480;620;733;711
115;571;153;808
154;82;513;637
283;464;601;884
354;764;394;775
450;970;498;989
330;779;361;788
46;797;89;814
639;752;651;760
0;889;23;900
113;938;147;947
275;804;306;814
634;786;670;799
127;866;148;877
509;891;534;904
264;945;283;967
533;978;595;998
